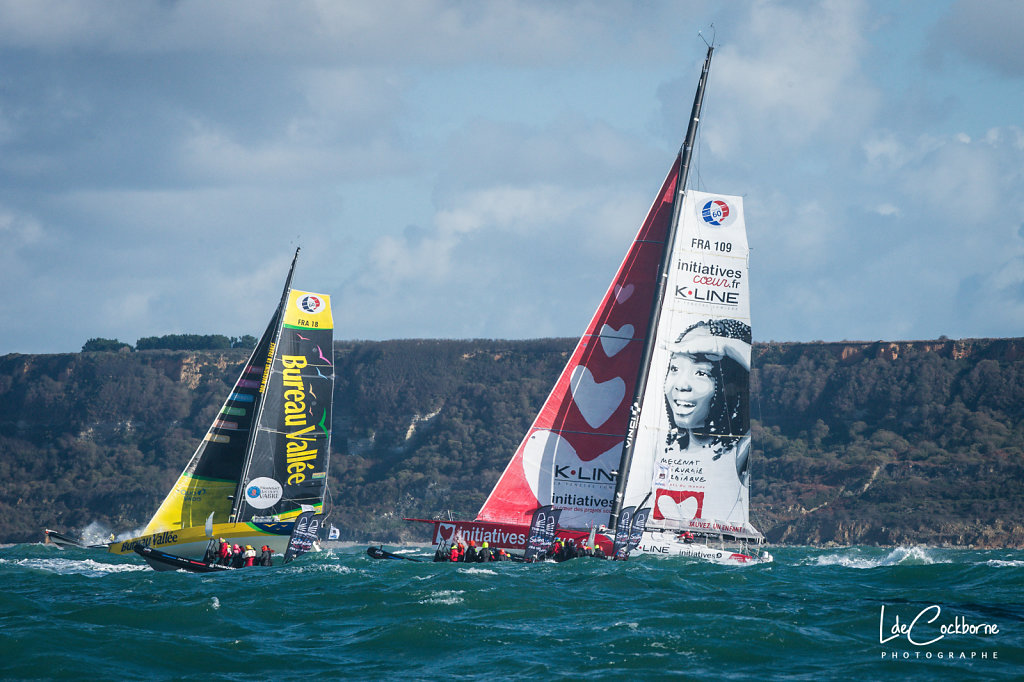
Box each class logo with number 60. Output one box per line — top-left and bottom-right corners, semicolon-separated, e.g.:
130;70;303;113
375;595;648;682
701;199;733;227
298;294;325;314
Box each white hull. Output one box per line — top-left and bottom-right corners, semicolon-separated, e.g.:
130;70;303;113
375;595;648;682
634;530;773;565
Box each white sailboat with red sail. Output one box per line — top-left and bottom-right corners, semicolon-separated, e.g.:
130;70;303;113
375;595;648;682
408;44;772;565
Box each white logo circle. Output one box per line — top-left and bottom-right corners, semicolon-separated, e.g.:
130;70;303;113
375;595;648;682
297;294;324;314
244;477;283;509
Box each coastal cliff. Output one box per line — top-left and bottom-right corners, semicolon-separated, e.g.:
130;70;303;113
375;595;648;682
0;337;1021;547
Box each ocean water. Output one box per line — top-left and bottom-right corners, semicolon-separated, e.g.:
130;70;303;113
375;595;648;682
0;544;1021;680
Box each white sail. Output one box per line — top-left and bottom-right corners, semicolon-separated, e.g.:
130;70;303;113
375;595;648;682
622;190;758;538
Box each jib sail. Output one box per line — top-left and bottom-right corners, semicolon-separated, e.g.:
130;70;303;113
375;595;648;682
473;161;680;532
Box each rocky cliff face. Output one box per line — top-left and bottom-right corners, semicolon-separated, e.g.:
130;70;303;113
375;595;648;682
0;337;1021;547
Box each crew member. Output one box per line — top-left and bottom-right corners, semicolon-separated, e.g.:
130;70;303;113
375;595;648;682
260;545;274;566
243;544;256;567
217;538;231;566
477;541;492;562
465;540;478;563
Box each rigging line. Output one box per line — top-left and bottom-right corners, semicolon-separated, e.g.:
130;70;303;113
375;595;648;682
699;24;716;50
321;482;335;522
750;360;768;531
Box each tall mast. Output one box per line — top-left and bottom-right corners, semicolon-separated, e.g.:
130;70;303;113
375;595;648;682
608;45;714;529
229;247;301;520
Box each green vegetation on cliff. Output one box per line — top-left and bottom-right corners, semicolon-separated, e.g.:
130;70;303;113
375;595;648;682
0;337;1021;547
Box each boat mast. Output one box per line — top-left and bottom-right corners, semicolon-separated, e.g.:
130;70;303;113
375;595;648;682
608;45;714;530
228;247;301;521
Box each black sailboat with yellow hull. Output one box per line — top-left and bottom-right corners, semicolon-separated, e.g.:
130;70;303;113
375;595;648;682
101;249;335;570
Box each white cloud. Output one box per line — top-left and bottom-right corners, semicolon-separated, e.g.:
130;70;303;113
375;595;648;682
1;1;1023;352
700;0;878;159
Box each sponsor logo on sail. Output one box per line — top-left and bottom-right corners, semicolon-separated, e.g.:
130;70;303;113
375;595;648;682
700;199;734;227
245;476;283;509
281;355;323;485
553;465;616;482
675;285;740;306
298;294;325;314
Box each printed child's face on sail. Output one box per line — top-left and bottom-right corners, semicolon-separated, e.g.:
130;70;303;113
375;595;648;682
664;351;716;429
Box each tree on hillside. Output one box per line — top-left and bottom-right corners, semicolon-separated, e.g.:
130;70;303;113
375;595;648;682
81;338;133;352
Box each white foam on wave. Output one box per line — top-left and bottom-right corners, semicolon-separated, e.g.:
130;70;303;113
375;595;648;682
293;563;355;575
421;589;464;605
986;559;1024;567
211;596;221;610
1;556;149;577
457;566;497;575
79;521;116;545
812;546;947;569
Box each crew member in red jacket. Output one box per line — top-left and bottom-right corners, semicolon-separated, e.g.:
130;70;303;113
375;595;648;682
217;538;231;566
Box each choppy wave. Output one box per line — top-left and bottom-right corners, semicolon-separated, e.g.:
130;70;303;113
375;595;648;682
0;544;1020;680
421;589;465;605
809;545;951;568
0;556;149;577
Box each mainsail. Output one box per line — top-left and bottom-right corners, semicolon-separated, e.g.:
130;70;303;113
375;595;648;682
113;249;335;565
232;287;334;523
619;189;758;539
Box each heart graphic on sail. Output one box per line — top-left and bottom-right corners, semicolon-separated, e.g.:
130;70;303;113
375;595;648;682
599;324;633;357
570;365;625;428
657;495;699;520
653;490;703;521
614;283;635;303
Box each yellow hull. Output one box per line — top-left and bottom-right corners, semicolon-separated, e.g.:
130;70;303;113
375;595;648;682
108;521;294;565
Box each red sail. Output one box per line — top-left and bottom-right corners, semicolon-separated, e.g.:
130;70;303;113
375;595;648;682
475;157;680;529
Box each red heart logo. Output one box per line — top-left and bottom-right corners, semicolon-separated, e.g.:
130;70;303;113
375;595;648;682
438;524;454;541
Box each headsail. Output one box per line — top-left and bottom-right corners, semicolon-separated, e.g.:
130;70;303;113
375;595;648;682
475;162;679;531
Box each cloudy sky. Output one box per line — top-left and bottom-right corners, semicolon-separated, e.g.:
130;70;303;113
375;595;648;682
1;0;1021;354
